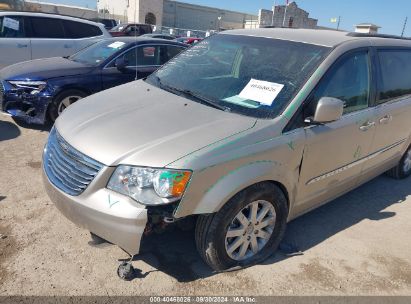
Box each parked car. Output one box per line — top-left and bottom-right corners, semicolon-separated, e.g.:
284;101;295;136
0;37;187;124
175;37;203;45
109;23;152;37
141;33;176;40
92;18;117;30
42;28;411;274
0;12;110;69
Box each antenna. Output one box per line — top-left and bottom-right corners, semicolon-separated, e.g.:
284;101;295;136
401;17;408;37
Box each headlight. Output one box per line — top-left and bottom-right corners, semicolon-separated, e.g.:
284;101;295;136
9;81;47;95
107;166;192;205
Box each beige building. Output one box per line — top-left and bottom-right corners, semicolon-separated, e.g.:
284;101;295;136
355;23;381;34
257;1;317;29
98;0;256;30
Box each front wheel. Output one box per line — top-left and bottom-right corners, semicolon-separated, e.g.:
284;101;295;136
48;90;87;122
386;144;411;179
195;183;288;272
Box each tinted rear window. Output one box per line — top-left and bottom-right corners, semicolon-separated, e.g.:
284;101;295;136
29;17;65;38
378;49;411;103
63;20;103;38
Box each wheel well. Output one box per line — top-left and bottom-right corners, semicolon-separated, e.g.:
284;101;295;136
249;180;290;215
46;87;90;121
54;87;91;98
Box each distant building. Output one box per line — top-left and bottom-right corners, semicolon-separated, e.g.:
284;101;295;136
257;1;317;29
355;23;381;34
98;0;257;31
22;1;97;20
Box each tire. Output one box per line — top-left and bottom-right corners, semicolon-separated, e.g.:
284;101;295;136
386;144;411;179
195;183;288;272
48;89;87;122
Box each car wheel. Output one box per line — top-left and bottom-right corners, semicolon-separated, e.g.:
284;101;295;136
48;90;87;122
386;144;411;179
195;183;288;272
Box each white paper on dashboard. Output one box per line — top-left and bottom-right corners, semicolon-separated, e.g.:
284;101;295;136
3;17;19;31
108;41;126;49
239;79;284;106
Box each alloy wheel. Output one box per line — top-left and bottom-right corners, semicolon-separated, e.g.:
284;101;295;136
57;95;82;115
403;149;411;173
225;200;276;261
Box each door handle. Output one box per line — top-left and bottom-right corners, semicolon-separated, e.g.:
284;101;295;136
17;43;28;48
64;44;73;48
359;121;375;131
379;114;392;124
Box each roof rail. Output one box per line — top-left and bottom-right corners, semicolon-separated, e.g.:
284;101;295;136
1;10;95;22
347;32;411;40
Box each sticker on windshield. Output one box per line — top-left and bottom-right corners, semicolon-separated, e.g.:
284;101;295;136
3;17;19;31
239;79;284;106
108;41;126;49
224;95;260;108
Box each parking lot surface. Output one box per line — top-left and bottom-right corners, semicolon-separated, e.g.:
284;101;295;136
0;114;410;296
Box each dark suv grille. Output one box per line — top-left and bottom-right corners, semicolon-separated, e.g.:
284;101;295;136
43;128;103;196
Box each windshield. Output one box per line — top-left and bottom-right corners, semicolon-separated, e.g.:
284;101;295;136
147;34;330;119
68;40;128;66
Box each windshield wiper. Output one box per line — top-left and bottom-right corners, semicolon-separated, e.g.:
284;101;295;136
179;89;230;112
151;76;230;112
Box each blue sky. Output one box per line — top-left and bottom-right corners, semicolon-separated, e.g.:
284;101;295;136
39;0;411;36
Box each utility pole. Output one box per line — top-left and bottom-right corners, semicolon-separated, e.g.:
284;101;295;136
337;16;341;31
401;17;408;37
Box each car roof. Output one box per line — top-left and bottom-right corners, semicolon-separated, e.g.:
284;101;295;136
103;36;187;47
0;11;103;27
223;28;411;48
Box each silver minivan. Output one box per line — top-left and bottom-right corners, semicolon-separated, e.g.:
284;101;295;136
0;12;110;69
42;29;411;272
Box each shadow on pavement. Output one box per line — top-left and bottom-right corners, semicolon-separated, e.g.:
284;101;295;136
0;120;20;141
274;175;407;257
0;196;5;202
136;175;410;282
12;117;52;132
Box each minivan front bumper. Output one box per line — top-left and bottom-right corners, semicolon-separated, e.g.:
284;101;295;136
42;169;148;255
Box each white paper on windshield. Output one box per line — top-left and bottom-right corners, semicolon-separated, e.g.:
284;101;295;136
3;17;19;31
108;41;125;49
239;79;284;106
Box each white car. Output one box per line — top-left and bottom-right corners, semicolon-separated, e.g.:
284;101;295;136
0;11;111;69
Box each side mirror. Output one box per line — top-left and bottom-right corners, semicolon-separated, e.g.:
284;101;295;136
115;57;128;72
305;97;344;124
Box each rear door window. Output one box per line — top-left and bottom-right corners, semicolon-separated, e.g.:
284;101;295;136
122;45;161;66
377;49;411;104
63;20;103;38
0;16;26;38
29;17;65;38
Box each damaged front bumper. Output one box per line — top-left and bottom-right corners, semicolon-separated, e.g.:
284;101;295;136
0;81;52;124
42;167;148;255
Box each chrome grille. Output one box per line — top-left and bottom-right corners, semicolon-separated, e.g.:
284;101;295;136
43;128;103;196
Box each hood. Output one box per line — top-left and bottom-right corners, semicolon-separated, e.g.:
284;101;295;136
56;80;256;167
0;57;95;81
